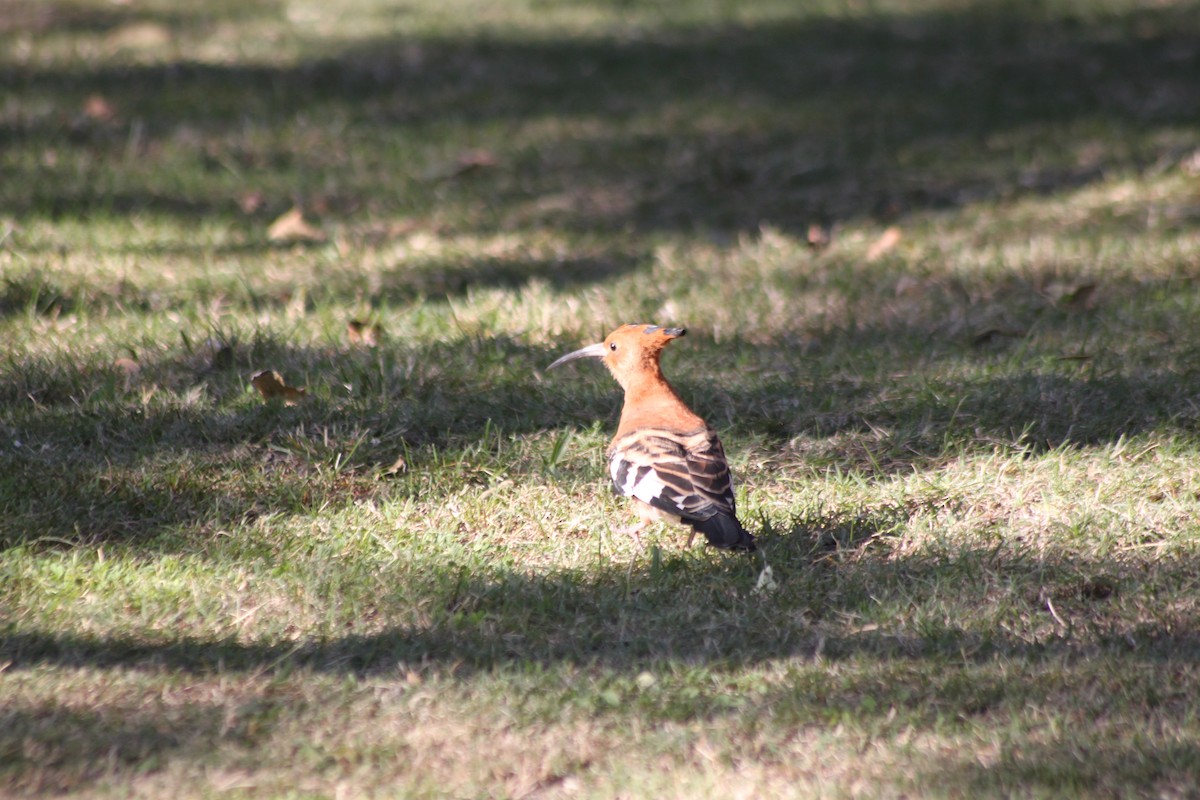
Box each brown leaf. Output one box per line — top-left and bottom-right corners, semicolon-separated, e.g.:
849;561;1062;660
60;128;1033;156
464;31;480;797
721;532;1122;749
425;149;500;181
893;274;923;297
113;357;140;376
455;148;498;173
1041;280;1097;312
310;195;331;216
1181;149;1200;176
806;222;832;251
386;218;422;237
971;327;1026;347
251;370;306;405
384;454;408;476
267;207;325;243
239;191;265;214
866;226;902;262
112;357;140;390
110;357;139;389
83;94;117;122
347;319;383;347
105;21;171;51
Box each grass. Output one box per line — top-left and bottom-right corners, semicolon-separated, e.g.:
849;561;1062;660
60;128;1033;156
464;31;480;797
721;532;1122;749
3;0;1200;796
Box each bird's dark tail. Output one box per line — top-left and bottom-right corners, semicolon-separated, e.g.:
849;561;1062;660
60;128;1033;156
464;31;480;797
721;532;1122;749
693;513;756;552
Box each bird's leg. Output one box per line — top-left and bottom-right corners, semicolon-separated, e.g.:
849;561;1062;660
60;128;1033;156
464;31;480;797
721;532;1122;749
613;521;647;549
686;529;697;548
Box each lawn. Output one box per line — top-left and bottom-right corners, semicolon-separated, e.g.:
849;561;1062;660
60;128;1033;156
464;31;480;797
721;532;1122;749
3;0;1200;797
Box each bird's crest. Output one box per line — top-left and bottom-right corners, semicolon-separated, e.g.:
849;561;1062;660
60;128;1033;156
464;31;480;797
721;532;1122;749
604;323;685;357
637;324;685;338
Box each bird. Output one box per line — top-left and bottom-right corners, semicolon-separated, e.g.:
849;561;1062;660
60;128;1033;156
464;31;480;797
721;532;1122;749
548;324;756;552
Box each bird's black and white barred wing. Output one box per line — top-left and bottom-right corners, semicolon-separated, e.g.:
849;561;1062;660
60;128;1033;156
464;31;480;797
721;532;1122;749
608;427;736;522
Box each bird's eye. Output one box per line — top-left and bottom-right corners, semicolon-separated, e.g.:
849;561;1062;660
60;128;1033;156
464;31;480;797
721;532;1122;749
609;342;617;351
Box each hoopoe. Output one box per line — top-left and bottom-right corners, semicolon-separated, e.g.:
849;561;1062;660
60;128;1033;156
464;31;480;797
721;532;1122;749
549;324;756;552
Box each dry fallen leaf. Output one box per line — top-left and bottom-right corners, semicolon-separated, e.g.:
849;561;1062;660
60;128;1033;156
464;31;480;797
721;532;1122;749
347;319;383;347
425;149;500;181
806;222;832;251
267;207;325;243
251;370;306;405
83;94;117;122
239;190;265;214
866;226;902;262
1181;149;1200;176
387;218;423;237
806;227;829;250
893;274;924;297
384;454;408;476
971;327;1026;347
113;357;140;389
113;357;140;376
105;21;171;51
1046;281;1098;312
454;148;498;173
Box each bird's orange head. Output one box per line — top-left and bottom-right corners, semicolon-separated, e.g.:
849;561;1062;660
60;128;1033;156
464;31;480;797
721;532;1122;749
548;324;685;389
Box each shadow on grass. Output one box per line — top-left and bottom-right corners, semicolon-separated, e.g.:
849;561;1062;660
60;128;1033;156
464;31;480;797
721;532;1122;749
1;515;1193;674
0;700;230;796
0;0;273;37
2;2;1197;235
922;738;1200;799
0;249;647;320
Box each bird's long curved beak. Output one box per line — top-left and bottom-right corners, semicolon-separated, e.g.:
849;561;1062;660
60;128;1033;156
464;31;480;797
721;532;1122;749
547;342;607;370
